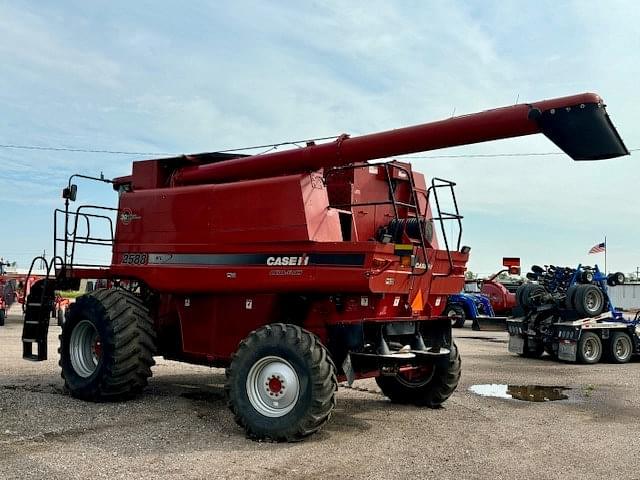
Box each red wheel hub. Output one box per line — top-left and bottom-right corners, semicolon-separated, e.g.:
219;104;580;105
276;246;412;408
267;376;283;395
399;365;433;382
92;339;102;358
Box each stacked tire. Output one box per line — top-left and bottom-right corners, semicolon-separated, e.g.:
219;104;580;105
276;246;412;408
566;284;605;317
607;272;626;287
516;284;545;309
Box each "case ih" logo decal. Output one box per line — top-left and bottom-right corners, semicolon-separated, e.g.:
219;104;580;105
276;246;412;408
266;256;310;266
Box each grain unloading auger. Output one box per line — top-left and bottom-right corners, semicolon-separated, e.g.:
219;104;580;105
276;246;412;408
22;92;627;441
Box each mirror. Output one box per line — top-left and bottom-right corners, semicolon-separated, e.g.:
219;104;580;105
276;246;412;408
62;184;78;201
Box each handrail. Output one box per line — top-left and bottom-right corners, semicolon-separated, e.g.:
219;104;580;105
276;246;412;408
325;160;432;276
424;177;463;274
54;205;118;274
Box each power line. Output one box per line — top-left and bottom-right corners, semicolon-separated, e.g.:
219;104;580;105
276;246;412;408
0;141;637;159
0;143;174;156
0;135;340;157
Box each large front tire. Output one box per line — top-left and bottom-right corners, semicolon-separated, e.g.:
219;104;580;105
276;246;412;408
375;342;461;407
225;323;337;442
60;289;156;401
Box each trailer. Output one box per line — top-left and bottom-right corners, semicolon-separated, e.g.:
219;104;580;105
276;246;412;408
508;312;640;363
507;263;639;363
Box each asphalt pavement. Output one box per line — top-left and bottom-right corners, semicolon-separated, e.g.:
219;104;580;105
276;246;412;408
1;304;638;479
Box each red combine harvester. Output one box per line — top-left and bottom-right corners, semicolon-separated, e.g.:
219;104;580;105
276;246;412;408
22;93;627;441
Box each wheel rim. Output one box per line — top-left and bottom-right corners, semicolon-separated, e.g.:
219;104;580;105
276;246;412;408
582;337;600;361
395;365;435;388
447;309;460;326
246;356;300;418
584;291;602;313
69;320;102;378
614;335;632;361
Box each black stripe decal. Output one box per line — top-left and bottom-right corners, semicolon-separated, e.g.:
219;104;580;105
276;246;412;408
147;253;365;267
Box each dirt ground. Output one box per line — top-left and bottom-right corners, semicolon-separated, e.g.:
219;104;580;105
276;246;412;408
1;303;639;480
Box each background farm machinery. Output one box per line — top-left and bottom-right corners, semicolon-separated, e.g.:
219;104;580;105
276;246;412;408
475;257;522;316
0;263;69;328
20;92;628;441
446;257;521;329
444;292;496;330
508;264;640;363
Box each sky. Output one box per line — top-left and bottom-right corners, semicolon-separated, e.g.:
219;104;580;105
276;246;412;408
0;0;638;277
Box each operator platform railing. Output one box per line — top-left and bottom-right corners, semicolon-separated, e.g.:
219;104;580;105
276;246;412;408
424;177;463;273
54;205;117;271
326;160;462;275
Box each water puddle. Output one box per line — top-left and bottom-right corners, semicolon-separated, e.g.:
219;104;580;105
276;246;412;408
469;384;570;402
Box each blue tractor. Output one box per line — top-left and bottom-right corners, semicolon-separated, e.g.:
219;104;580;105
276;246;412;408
444;292;497;330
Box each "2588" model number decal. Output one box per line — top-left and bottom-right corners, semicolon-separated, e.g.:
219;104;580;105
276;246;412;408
121;253;148;265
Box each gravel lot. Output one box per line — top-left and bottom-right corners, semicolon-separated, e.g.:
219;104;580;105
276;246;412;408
1;303;639;479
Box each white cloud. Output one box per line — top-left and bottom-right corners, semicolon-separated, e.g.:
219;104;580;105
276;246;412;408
0;1;637;273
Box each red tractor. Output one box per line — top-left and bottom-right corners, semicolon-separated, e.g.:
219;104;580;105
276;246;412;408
21;93;627;441
468;257;522;316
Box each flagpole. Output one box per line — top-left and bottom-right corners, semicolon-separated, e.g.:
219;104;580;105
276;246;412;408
604;235;607;274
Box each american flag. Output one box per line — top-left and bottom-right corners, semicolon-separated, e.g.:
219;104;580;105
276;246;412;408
588;242;606;254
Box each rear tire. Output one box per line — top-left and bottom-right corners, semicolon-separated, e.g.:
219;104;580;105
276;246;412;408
225;323;337;442
57;307;65;327
577;332;602;364
376;342;461;407
445;304;466;328
606;331;633;364
60;289;156;401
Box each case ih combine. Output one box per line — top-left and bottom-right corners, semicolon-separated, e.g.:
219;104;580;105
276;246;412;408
22;93;627;441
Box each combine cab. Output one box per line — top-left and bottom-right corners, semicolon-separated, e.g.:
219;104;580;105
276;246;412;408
21;92;627;440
